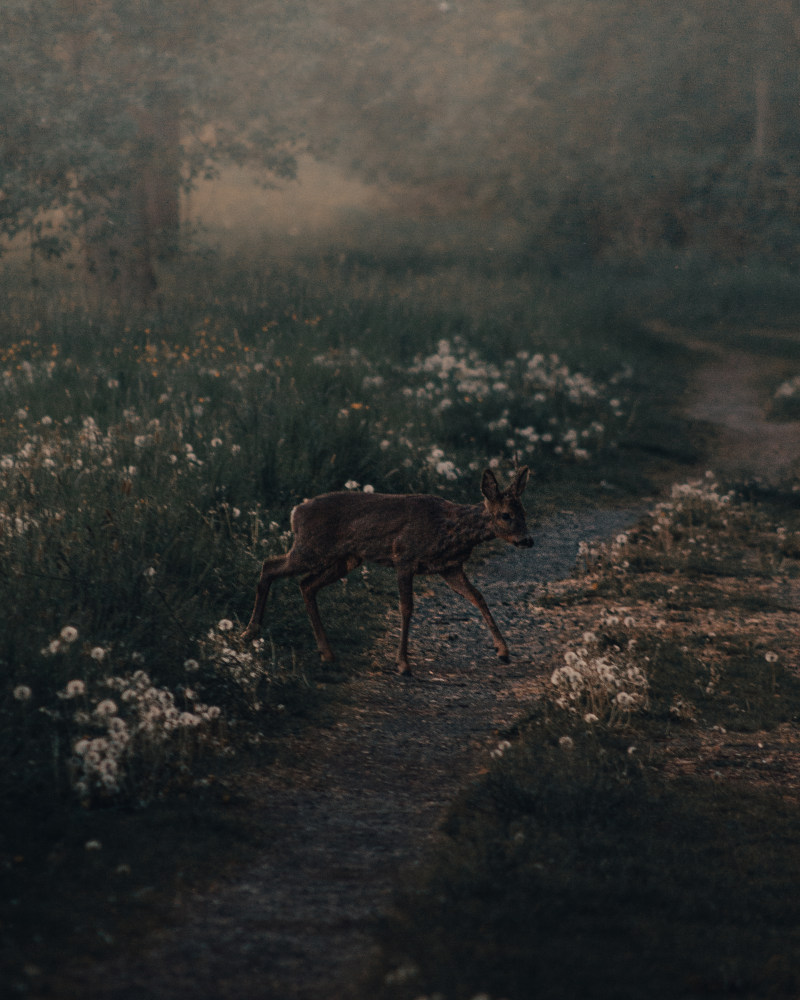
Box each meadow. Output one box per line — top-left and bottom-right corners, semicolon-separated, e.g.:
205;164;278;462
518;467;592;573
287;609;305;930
1;250;699;982
0;257;681;804
6;245;800;996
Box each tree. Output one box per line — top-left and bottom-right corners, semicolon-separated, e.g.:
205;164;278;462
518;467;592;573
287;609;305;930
1;0;299;299
262;0;800;262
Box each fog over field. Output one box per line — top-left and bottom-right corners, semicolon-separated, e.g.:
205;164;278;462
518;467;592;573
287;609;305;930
4;0;799;289
4;5;800;998
184;157;386;253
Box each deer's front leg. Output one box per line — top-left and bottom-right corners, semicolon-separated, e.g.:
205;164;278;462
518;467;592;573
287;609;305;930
299;558;358;663
396;570;415;675
440;566;510;662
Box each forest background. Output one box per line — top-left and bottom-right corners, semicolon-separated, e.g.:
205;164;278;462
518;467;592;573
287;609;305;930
4;3;800;998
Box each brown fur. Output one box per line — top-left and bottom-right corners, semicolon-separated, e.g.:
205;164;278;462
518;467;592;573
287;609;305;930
241;468;533;674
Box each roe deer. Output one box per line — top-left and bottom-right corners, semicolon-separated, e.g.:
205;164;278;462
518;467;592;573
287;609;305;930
241;467;533;674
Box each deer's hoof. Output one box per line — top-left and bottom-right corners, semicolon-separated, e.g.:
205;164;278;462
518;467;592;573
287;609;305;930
397;661;412;677
497;650;510;663
320;651;336;663
241;626;259;642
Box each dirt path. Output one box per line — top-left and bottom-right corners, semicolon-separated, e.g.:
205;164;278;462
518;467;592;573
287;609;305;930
45;329;800;1000
657;323;800;480
49;509;641;1000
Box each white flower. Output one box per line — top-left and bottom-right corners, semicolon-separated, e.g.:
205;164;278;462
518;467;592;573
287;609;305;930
95;699;118;717
64;679;86;698
60;625;79;644
217;619;234;632
363;484;375;493
583;713;599;724
184;658;200;672
559;735;574;750
90;647;106;662
13;685;32;702
765;651;779;663
344;479;359;490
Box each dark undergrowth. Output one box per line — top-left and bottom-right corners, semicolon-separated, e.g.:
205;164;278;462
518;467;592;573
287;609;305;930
362;478;800;1000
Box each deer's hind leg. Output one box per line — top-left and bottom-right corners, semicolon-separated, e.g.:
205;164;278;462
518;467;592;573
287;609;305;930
396;569;415;675
241;547;311;641
439;566;510;661
300;556;362;662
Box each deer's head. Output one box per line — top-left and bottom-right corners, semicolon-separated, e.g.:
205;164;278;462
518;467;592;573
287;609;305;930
481;467;534;548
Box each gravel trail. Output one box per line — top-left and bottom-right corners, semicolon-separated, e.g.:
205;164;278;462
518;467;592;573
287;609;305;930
49;506;642;1000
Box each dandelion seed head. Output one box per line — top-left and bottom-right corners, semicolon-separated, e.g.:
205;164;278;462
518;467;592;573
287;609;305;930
64;679;86;698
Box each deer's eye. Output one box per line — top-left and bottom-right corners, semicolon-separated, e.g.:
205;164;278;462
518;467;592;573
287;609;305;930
500;512;512;521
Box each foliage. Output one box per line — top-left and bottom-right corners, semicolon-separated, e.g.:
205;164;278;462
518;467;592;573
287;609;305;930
5;0;800;294
1;0;298;286
362;474;800;1000
0;252;696;993
272;0;800;263
370;741;800;1000
0;254;681;816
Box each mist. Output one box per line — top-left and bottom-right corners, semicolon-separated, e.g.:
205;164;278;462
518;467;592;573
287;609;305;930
6;3;800;997
4;0;799;294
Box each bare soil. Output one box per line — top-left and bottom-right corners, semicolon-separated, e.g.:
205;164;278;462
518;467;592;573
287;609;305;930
39;332;800;1000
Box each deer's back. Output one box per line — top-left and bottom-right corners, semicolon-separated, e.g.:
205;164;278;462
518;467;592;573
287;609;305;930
291;491;483;571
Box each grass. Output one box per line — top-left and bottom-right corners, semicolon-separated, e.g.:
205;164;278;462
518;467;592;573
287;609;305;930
362;474;800;1000
372;745;800;1000
0;249;697;986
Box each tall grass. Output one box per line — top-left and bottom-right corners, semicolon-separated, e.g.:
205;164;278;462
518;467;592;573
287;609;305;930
0;249;702;990
0;253;688;813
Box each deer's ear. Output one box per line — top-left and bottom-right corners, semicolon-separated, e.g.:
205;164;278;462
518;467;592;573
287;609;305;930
481;468;501;501
510;466;530;497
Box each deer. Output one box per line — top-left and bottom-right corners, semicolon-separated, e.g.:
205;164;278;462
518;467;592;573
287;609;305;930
241;467;533;674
